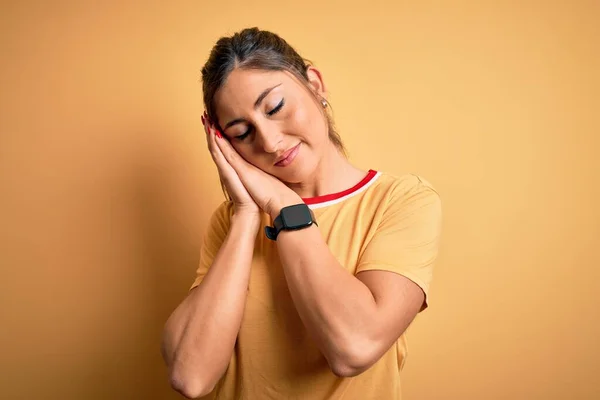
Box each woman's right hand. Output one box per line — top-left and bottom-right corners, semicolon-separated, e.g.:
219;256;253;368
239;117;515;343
202;112;260;218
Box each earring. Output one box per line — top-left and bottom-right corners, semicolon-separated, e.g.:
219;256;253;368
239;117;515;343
321;99;328;108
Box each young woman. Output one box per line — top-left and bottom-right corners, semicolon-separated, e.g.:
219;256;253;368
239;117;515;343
161;27;442;400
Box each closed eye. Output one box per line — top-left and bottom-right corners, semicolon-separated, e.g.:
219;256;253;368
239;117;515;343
235;128;252;141
235;99;285;141
267;99;284;116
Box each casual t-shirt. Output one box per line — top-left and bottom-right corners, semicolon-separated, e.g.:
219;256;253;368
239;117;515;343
190;170;442;399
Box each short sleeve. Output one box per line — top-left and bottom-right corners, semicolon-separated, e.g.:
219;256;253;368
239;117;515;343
189;201;234;291
356;176;442;310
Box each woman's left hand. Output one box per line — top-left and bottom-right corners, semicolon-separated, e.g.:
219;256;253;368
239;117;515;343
213;132;303;220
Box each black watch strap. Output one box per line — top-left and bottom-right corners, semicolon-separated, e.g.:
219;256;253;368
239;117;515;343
265;204;317;241
265;215;284;241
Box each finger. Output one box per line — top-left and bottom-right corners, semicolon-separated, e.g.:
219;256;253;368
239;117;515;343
203;113;222;154
214;129;247;171
215;135;266;182
206;131;246;194
207;122;234;172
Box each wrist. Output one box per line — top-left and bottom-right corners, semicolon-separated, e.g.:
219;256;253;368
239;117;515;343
228;214;261;248
268;194;303;220
231;212;261;229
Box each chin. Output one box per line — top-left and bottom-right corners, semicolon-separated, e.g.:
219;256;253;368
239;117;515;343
274;160;316;184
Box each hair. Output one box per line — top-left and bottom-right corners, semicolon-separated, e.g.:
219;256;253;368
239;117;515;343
200;27;347;201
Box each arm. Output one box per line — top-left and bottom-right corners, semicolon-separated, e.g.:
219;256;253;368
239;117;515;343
272;186;441;377
161;213;259;399
274;224;424;377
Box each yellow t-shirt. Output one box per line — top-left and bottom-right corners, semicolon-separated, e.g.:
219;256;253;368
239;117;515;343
190;171;442;400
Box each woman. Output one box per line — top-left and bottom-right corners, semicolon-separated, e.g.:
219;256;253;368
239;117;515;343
161;27;442;400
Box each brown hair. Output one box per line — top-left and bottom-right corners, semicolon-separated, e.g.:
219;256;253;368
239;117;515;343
201;27;346;201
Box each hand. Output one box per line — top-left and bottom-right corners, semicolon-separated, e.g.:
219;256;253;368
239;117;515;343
203;114;302;220
202;112;260;218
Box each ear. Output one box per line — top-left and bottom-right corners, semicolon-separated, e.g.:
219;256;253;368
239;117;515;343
306;66;327;99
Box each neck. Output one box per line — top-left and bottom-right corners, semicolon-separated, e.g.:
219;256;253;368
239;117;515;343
286;143;367;199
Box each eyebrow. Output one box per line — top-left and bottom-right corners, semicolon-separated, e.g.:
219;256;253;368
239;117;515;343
223;83;282;130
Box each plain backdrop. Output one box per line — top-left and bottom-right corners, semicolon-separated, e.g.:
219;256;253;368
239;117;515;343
1;1;598;399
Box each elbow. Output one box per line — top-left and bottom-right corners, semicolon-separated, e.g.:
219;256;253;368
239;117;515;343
329;362;366;378
169;367;215;399
327;340;379;378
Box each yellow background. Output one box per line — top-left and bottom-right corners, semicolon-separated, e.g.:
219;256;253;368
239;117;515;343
1;1;598;399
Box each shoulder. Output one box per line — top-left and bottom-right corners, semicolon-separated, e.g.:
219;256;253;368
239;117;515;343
213;200;235;217
206;200;236;232
371;172;441;209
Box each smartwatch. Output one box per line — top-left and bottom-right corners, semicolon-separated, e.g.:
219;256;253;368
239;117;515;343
265;204;318;241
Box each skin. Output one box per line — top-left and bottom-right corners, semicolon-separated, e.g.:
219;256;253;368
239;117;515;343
161;66;425;399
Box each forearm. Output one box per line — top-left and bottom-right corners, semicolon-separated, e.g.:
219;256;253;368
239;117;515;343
276;225;381;375
162;213;259;398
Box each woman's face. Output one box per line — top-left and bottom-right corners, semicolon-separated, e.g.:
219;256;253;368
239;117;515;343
213;67;330;183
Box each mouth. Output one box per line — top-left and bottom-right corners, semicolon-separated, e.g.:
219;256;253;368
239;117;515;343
274;143;301;167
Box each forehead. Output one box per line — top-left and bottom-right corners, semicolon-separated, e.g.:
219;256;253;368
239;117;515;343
214;69;298;116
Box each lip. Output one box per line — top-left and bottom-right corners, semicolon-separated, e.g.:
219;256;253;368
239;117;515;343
274;143;301;167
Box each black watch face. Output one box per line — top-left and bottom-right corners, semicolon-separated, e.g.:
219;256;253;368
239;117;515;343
281;205;312;228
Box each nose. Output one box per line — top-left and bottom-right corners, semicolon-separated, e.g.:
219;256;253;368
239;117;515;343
256;127;283;154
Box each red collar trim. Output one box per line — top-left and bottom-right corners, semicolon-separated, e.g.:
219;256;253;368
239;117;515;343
302;169;378;205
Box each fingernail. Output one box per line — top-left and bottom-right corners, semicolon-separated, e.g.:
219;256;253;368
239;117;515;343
216;130;223;139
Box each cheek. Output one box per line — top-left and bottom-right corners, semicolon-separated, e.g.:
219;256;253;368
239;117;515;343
288;103;327;141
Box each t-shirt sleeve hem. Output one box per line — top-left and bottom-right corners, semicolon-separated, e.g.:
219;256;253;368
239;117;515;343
356;262;431;310
188;275;204;292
